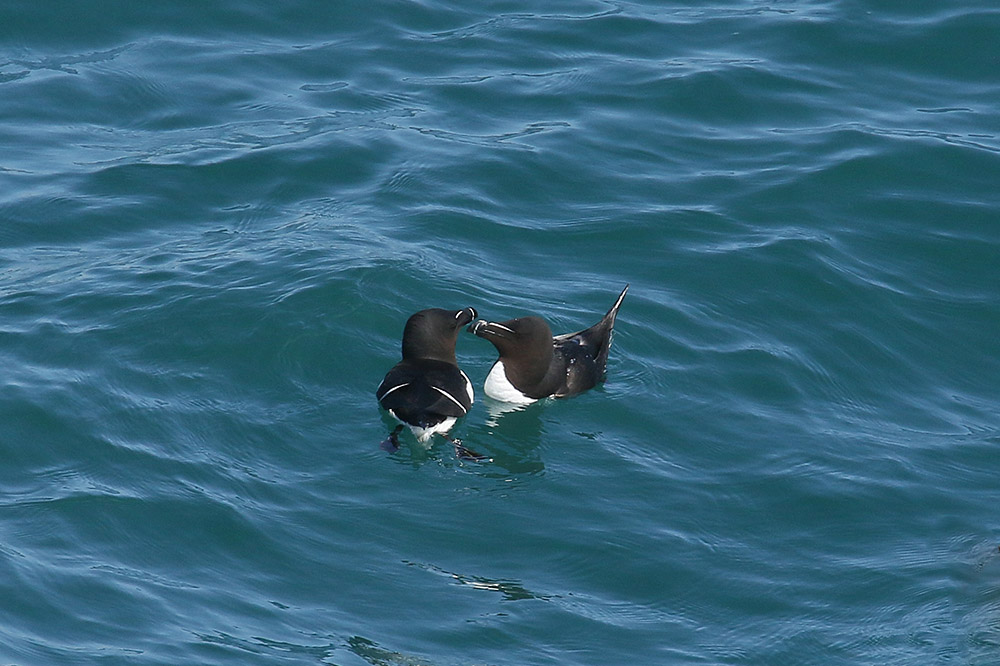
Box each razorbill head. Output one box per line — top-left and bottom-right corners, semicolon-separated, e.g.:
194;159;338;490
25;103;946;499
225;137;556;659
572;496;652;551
469;284;628;403
376;307;477;450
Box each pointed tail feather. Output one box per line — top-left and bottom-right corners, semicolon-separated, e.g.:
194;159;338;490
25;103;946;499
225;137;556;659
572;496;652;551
603;283;629;325
593;284;628;381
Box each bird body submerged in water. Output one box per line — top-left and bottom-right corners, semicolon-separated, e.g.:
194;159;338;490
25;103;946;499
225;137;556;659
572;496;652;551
469;284;628;403
376;307;477;452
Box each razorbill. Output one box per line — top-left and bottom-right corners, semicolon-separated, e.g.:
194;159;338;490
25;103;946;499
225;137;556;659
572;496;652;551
376;306;482;457
469;284;628;403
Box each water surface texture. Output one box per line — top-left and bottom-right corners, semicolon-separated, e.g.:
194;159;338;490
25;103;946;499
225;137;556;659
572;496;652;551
2;2;999;664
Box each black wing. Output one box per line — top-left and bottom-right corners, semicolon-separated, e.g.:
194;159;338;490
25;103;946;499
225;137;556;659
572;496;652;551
376;359;471;425
553;284;628;386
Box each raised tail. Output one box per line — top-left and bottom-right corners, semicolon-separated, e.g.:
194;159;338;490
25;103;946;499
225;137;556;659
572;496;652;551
592;284;629;381
604;283;629;325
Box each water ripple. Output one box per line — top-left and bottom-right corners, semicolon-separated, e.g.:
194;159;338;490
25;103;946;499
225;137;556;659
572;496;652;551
2;3;999;665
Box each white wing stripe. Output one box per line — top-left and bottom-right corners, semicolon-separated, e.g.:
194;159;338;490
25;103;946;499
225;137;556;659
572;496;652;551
432;386;467;413
380;382;410;399
460;370;474;403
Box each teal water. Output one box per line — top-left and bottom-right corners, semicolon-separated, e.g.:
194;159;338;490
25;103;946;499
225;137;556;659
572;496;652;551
2;2;999;664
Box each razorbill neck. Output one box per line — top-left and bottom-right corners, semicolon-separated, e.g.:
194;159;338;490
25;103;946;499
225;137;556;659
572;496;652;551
468;284;628;403
376;306;482;458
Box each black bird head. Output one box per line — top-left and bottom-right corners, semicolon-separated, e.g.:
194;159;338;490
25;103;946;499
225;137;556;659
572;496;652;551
401;307;477;364
469;315;553;366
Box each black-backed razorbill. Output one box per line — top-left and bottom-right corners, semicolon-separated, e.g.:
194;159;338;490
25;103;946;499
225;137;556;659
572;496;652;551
376;307;479;455
469;285;628;403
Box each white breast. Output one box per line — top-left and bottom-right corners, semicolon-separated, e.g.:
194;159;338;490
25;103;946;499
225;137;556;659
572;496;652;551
389;411;458;444
411;418;457;443
483;361;536;405
460;369;474;405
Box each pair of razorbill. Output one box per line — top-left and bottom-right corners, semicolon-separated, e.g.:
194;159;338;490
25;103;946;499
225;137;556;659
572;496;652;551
376;285;628;455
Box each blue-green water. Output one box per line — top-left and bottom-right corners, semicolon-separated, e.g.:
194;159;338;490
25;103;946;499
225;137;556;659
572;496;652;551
2;2;999;664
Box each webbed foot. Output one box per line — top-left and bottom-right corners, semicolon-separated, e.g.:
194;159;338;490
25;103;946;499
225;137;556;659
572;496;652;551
451;438;490;462
380;425;404;452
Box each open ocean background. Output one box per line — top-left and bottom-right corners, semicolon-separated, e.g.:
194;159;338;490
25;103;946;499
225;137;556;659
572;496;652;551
2;1;999;664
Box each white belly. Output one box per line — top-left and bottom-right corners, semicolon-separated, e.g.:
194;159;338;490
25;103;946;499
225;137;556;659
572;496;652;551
390;412;457;443
483;361;536;405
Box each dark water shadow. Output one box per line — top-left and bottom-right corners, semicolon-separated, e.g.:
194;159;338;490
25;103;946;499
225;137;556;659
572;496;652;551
462;399;548;477
346;635;434;666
